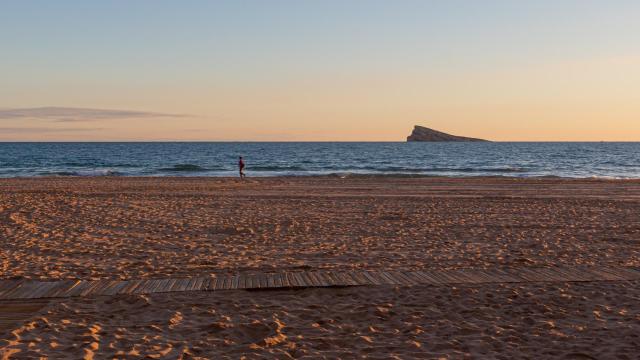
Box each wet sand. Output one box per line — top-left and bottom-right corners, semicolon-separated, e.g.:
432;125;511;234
1;176;640;358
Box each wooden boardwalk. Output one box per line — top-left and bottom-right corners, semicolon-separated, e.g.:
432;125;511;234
0;266;638;301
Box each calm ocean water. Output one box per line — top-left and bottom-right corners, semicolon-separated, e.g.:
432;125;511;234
0;142;639;179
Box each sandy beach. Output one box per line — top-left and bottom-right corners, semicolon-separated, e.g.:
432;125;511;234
1;176;640;358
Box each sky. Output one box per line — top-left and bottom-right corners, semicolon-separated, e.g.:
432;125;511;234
1;0;639;141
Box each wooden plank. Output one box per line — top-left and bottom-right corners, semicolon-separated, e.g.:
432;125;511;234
43;280;78;298
246;274;255;289
285;272;297;287
65;281;94;297
413;271;441;285
443;270;471;284
347;271;366;285
17;281;45;299
457;269;484;283
460;269;486;283
133;279;157;294
437;270;467;284
604;266;640;280
153;278;172;293
487;268;521;283
296;272;311;287
403;271;426;285
280;272;290;287
305;272;322;287
314;272;331;286
511;268;541;282
101;281;128;296
29;281;60;299
163;278;179;292
0;280;13;296
377;271;398;285
118;280;144;295
87;279;114;296
183;277;197;291
552;266;577;281
316;272;331;286
253;273;263;288
350;271;370;285
293;272;306;287
476;269;504;283
189;277;202;291
231;275;240;290
2;282;29;299
76;280;100;297
273;273;283;288
225;275;234;290
131;279;148;293
265;274;274;288
401;272;424;285
193;277;205;291
245;274;255;289
362;271;384;285
218;276;228;290
0;281;22;299
334;272;354;286
584;267;623;281
147;278;164;294
260;273;269;288
128;279;148;294
279;272;290;287
440;270;471;284
210;277;221;290
426;271;456;284
175;278;192;292
530;268;558;282
369;272;392;285
237;275;246;289
325;271;343;286
324;271;344;286
85;280;115;297
388;271;413;285
369;271;395;285
535;267;567;282
497;268;527;282
387;271;409;285
406;271;429;284
325;271;344;285
598;266;636;281
194;277;207;291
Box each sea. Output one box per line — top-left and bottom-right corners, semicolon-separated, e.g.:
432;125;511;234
0;142;639;179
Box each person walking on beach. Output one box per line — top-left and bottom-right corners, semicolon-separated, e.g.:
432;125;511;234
238;156;246;179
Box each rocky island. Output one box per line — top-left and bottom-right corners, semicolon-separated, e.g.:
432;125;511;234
407;125;489;142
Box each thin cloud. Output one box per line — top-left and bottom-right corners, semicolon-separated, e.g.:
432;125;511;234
0;107;188;122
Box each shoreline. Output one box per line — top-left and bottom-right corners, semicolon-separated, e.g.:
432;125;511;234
4;174;640;181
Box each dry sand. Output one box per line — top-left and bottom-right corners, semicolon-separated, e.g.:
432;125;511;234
1;177;639;280
2;282;639;359
1;177;640;358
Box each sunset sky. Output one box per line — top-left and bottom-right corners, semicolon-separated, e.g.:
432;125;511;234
1;0;639;141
